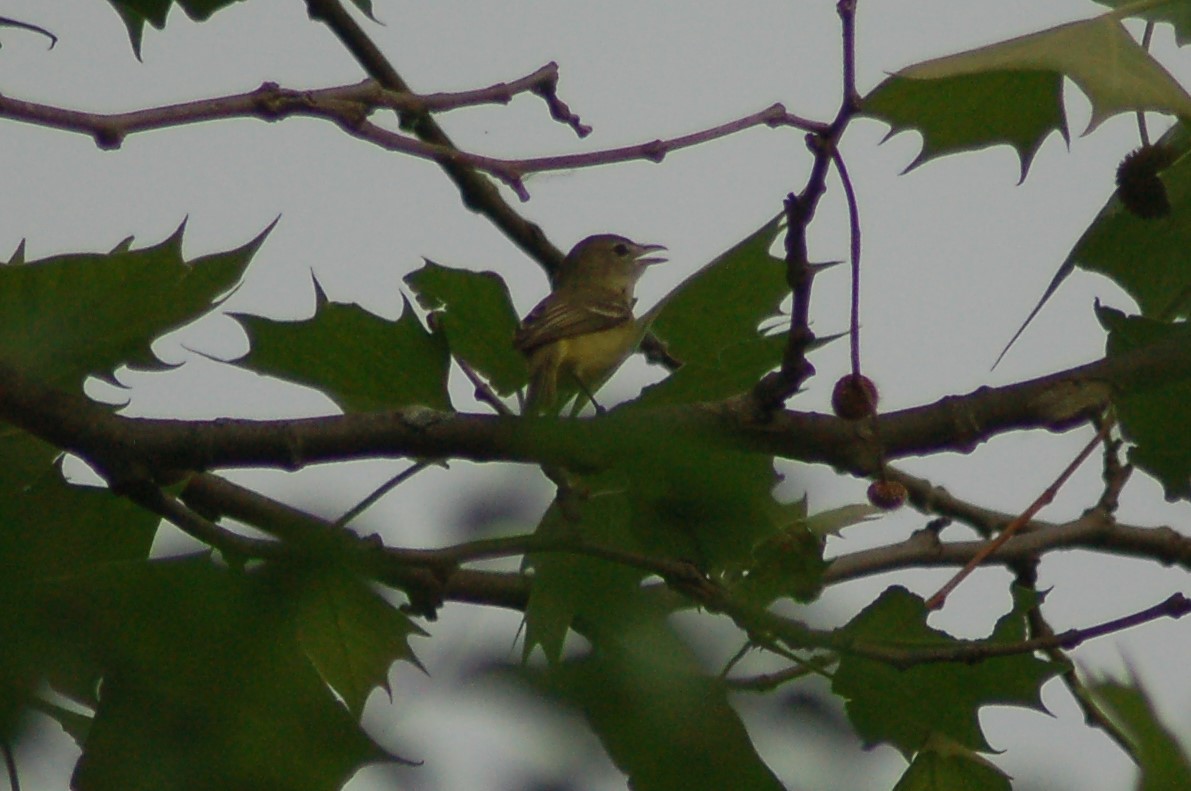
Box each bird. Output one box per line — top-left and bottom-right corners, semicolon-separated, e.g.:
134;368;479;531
514;234;667;415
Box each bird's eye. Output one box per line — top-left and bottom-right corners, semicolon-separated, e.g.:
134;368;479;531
612;243;630;256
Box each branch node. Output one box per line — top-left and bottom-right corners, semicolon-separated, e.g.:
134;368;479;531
641;140;666;162
94;126;123;150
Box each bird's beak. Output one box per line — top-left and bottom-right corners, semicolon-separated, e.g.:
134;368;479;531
635;243;668;266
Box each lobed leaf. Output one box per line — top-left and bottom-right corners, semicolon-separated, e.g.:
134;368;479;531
235;283;451;412
527;613;785;791
864;15;1191;178
1097;0;1191;47
998;121;1191;363
292;567;427;719
1073;123;1191;321
832;585;1059;756
0;434;158;741
404;259;528;396
522;484;644;663
893;736;1011;791
641;216;792;405
1096;306;1191;500
0;222;263;392
104;0;247;58
55;556;396;791
595;409;791;573
1087;673;1191;790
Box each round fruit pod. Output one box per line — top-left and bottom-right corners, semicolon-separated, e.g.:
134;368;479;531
1116;144;1175;220
867;479;907;511
831;374;879;420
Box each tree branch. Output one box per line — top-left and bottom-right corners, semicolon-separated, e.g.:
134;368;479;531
704;577;1189;668
179;471;531;616
1015;566;1141;764
0;81;809;201
303;0;565;269
0;67;572;148
925;416;1113;610
751;0;863;412
823;507;1191;585
0;334;1185;487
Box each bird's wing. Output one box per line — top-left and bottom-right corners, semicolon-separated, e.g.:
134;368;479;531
514;293;633;353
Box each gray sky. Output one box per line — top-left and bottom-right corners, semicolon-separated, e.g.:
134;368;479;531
1;1;1188;789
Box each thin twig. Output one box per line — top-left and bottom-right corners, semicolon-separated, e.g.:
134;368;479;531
751;0;861;412
824;501;1191;585
345;104;814;199
1014;566;1140;764
124;482;289;561
304;0;565;270
332;459;437;528
456;358;514;416
681;561;1189;667
1097;424;1131;513
0;70;564;147
0;14;56;49
925;417;1114;609
831;147;863;377
0;80;805;199
725;654;839;692
1136;22;1155;146
1;740;18;791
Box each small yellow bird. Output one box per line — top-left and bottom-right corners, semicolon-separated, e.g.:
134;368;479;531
515;234;667;415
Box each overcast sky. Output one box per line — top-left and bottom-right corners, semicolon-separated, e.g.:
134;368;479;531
1;1;1188;789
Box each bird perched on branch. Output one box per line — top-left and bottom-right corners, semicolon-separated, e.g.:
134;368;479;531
514;234;667;415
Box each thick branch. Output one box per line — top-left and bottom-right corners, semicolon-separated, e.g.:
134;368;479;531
0;335;1184;486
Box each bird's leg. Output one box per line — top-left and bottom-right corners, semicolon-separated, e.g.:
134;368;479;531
568;373;606;416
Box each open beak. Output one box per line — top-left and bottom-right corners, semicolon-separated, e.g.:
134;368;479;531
635;243;668;266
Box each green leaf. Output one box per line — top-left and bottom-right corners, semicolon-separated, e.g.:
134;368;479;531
832;585;1059;756
1096;306;1191;500
1097;0;1191;47
998;121;1191;363
805;502;881;538
867;69;1063;178
893;736;1010;791
637;333;787;407
54;556;394;791
640;217;791;405
1073;122;1191;321
0;222;264;391
0;432;158;726
522;486;645;663
864;15;1191;177
0;445;157;584
726;499;875;606
346;0;377;21
529;614;785;791
235;282;451;412
104;0;247;57
731;521;827;605
646;215;786;355
1087;673;1191;791
596;409;788;573
404;259;528;396
522;410;805;657
293;567;427;718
